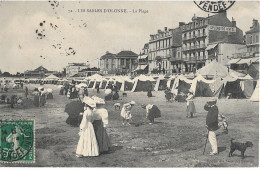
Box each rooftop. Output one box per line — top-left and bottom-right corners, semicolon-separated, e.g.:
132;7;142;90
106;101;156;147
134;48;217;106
116;50;138;58
100;52;117;60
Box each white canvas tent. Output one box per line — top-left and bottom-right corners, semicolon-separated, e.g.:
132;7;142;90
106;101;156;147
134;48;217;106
171;75;193;95
119;77;135;91
131;75;156;92
190;74;221;97
154;75;168;91
99;78;108;89
250;80;259;102
104;77;116;89
45;74;59;80
166;75;176;89
196;60;245;78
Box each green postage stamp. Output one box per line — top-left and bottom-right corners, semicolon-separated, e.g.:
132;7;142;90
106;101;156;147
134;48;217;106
0;120;35;163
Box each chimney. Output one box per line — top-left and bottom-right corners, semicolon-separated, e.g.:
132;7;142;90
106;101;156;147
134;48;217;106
232;17;236;27
179;22;185;26
157;29;161;33
253;19;258;27
164;27;167;31
220;10;227;17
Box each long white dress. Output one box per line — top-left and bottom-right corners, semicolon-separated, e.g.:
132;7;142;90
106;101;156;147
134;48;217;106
76;107;99;157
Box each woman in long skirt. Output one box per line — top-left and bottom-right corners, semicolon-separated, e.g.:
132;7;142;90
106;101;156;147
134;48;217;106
141;104;161;124
76;98;99;157
186;92;196;118
92;98;111;153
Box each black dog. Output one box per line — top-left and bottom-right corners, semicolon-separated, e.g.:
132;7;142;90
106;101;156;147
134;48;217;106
122;92;127;97
229;138;253;159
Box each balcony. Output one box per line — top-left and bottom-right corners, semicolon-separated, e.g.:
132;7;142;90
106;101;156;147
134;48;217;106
183;33;207;41
182;44;206;52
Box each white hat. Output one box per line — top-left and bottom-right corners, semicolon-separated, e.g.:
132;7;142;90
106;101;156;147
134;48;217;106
105;89;112;94
91;96;105;105
130;101;136;105
82;96;96;108
47;88;53;93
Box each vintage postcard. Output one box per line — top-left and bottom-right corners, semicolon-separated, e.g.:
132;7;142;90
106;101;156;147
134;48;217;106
0;0;259;168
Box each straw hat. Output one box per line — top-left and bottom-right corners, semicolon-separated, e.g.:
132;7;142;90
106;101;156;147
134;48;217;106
130;101;136;105
207;98;217;105
82;96;96;108
92;96;105;105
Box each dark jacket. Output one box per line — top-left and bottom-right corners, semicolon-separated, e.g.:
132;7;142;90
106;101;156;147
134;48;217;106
204;104;219;131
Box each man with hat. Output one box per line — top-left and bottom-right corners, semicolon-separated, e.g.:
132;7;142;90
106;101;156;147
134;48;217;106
204;98;219;155
121;101;136;125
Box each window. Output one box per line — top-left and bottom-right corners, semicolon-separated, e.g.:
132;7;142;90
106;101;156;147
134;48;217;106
249;36;253;44
256;35;259;43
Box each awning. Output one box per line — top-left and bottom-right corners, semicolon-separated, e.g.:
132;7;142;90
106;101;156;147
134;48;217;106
227;58;241;65
206;44;218;51
251;57;259;63
237;58;252;65
138;55;148;60
134;65;148;71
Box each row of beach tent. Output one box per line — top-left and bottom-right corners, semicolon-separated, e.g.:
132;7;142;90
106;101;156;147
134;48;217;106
10;61;259;102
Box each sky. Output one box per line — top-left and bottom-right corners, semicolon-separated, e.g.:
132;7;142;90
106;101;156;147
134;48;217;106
0;1;259;74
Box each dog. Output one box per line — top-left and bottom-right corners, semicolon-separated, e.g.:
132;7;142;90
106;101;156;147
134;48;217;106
114;103;121;110
229;138;253;159
122;92;127;97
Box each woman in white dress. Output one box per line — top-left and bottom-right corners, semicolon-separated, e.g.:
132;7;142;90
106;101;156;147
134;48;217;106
76;97;99;157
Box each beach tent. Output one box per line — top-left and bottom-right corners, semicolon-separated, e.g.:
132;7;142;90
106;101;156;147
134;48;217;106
45;74;59;80
250;80;259;102
105;78;116;89
213;76;247;99
120;77;135;91
196;60;244;79
190;74;222;97
131;75;156;92
166;75;176;89
92;77;104;89
154;75;168;91
99;78;108;89
238;74;256;98
248;63;259;80
171;75;193;95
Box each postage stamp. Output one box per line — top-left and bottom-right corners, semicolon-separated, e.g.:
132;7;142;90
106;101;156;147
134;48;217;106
0;119;35;163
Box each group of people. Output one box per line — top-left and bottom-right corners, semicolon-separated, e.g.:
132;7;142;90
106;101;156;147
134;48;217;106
38;79;221;157
64;93;111;157
120;101;162;125
104;84;119;101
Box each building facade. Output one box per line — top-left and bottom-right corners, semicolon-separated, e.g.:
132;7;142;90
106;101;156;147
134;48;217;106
99;50;138;75
148;27;181;74
206;42;247;66
245;19;259;56
228;19;259;75
181;11;244;72
24;66;58;78
135;43;149;75
66;63;89;77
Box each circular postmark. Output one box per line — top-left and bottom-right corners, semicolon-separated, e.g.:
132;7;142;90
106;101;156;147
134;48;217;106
194;1;235;13
0;120;34;162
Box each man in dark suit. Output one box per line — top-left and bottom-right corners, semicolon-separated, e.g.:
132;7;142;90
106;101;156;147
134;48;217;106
204;98;219;156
